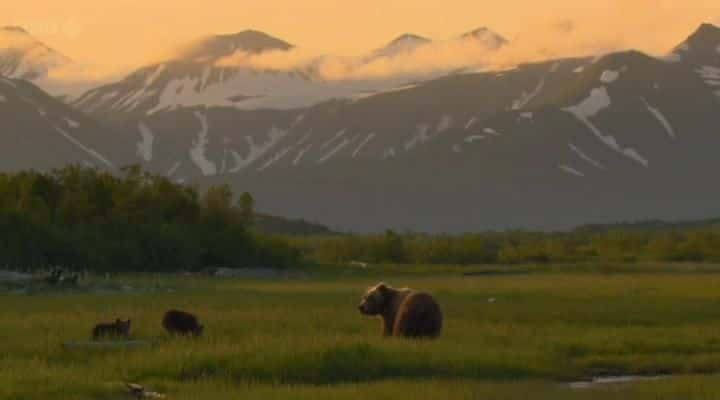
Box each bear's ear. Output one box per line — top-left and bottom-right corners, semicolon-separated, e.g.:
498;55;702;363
376;283;388;293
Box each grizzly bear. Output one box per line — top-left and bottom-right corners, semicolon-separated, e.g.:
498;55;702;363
162;310;203;337
358;282;442;339
92;319;131;339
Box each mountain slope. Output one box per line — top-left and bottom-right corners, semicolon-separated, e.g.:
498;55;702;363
0;26;72;81
73;27;509;117
72;30;386;117
370;33;432;59
2;23;718;232
182;30;293;61
76;23;720;232
0;76;128;171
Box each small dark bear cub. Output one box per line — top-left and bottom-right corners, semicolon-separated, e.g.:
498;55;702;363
162;310;203;337
92;319;131;339
358;282;442;339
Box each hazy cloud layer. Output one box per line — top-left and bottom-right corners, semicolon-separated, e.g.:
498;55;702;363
2;1;719;85
215;19;669;81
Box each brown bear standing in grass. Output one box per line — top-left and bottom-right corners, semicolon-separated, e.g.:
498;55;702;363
358;283;442;339
92;319;131;340
162;310;203;337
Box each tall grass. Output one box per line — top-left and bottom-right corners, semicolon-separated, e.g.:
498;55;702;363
4;267;720;398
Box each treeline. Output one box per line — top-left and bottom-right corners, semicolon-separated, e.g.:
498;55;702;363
292;228;720;265
0;166;299;272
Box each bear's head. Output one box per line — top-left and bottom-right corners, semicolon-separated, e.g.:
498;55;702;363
358;283;392;315
193;324;204;337
116;319;131;335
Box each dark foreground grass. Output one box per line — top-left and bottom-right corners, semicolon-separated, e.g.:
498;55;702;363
4;264;720;399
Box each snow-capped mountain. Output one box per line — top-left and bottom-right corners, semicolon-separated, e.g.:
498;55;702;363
5;23;720;232
370;33;432;59
82;23;720;232
72;30;402;116
73;27;509;117
180;29;294;61
0;26;72;81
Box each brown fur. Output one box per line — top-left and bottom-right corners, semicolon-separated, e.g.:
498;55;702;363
92;319;131;339
358;283;442;339
162;310;203;337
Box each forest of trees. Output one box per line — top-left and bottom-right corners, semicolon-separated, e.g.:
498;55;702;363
293;227;720;265
0;166;300;272
2;165;720;272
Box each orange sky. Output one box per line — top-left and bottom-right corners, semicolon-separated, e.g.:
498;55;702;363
1;0;719;72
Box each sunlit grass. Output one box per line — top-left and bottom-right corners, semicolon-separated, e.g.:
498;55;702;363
4;265;720;398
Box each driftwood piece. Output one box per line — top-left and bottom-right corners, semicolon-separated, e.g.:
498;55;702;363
125;383;166;399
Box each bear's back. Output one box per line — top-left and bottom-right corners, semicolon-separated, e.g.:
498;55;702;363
162;310;200;334
393;292;443;339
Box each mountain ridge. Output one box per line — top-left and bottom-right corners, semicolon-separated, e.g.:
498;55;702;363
3;23;720;232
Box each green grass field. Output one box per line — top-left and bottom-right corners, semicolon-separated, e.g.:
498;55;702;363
4;264;720;399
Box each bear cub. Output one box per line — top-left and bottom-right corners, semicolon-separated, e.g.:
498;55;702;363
92;319;131;339
358;282;442;339
162;310;203;337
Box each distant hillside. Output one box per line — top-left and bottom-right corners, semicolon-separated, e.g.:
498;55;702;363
574;218;720;233
253;214;334;235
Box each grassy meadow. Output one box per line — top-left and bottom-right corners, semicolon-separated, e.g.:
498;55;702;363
4;264;720;399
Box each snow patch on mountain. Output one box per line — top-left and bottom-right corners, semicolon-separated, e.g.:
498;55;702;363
259;146;292;171
464;135;486;143
483;128;501;136
640;97;676;139
321;129;348;150
145;64;167;86
699;66;720;91
0;94;6;102
351;84;419;101
230;127;288;172
436;115;453;133
167;161;181;176
564;87;611;118
512;77;545;109
563;87;649;167
464;117;477;130
353;133;376;158
318;138;352;163
137;121;155;162
189;112;217;176
64;118;80;128
600;70;620;83
559;165;584;177
569;144;606;170
54;126;114;168
293;144;312;166
405;124;431;151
